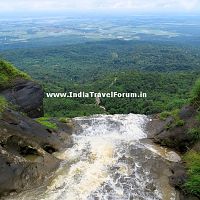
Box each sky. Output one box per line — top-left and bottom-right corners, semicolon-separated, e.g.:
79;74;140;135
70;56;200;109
0;0;200;14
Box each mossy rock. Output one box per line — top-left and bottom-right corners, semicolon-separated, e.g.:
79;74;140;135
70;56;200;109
59;117;71;123
0;60;30;90
35;117;58;130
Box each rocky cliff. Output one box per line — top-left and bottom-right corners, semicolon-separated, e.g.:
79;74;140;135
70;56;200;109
1;79;44;118
0;60;73;197
148;104;200;200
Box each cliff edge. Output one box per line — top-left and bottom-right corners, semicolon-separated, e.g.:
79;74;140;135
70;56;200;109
0;60;73;197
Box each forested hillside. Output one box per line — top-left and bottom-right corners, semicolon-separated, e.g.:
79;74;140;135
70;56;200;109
1;40;200;117
1;41;200;83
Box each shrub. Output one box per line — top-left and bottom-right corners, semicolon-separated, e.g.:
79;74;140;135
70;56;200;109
183;151;200;197
159;111;171;120
175;119;185;127
36;117;58;130
191;78;200;105
188;128;200;140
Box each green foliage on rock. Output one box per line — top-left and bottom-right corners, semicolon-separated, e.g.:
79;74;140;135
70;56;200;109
0;96;8;113
183;151;200;197
0;60;30;89
59;117;71;123
159;111;172;120
160;109;185;129
35;117;58;130
188;128;200;140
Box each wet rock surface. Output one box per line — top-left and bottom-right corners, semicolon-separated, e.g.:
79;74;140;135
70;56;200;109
148;106;200;200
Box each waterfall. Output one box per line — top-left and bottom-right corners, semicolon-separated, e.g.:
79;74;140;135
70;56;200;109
6;114;181;200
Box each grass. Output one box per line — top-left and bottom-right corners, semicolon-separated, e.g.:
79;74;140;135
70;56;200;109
0;96;8;113
36;117;58;130
183;151;200;197
0;60;30;89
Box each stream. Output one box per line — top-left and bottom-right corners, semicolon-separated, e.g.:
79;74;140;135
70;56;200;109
6;114;181;200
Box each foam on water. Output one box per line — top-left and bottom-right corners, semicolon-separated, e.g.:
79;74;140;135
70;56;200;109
41;114;148;200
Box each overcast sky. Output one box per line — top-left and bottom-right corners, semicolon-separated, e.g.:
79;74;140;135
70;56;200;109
1;0;200;13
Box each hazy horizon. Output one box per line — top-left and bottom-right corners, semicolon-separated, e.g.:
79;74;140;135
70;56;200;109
0;0;200;18
1;10;200;20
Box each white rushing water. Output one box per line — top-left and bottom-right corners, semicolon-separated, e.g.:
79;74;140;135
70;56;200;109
6;114;181;200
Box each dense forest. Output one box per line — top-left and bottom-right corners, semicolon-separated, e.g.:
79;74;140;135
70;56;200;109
1;40;200;117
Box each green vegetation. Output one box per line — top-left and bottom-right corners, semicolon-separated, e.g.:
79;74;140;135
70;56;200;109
159;109;185;129
2;41;200;83
183;151;200;197
186;80;200;140
44;71;196;117
95;72;193;115
188;128;200;140
0;96;8;113
35;117;58;130
1;41;199;117
159;111;172;120
191;78;200;106
44;98;106;117
0;60;30;89
59;117;70;123
196;112;200;122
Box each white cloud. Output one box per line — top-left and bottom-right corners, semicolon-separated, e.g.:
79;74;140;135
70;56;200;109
0;0;200;12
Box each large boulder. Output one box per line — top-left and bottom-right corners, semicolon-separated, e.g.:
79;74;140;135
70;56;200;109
1;79;44;118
